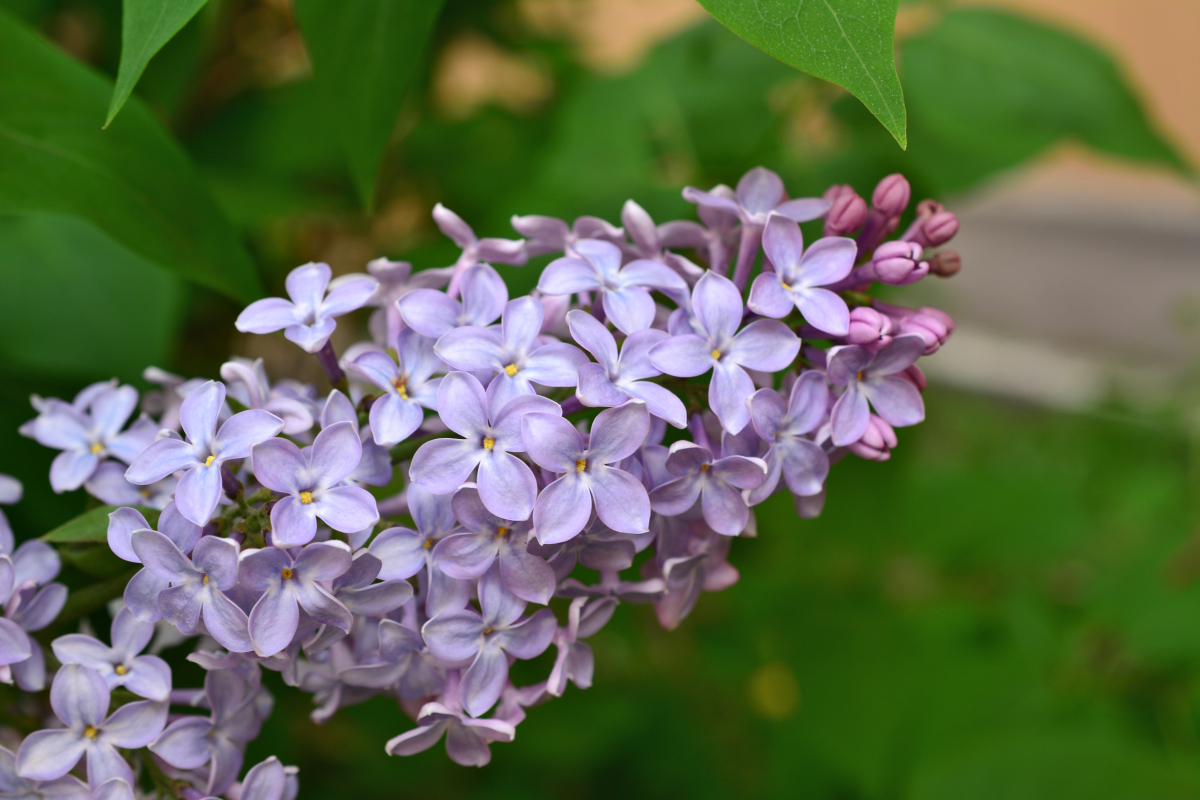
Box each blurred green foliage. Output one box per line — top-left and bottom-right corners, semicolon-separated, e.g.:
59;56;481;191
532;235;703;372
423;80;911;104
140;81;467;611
0;0;1193;796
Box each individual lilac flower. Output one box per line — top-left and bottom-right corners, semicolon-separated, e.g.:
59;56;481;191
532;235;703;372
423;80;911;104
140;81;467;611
20;385;154;493
660;184;740;275
647;442;767;536
422;566;556;716
130;530;252;652
366;256;454;345
747;213;856;336
0;558;33;671
349;329;441;446
747;371;831;504
0;474;21;555
826;334;926;446
84;461;176;509
567;310;686;428
409;372;561;521
649;272;800;434
522;401;651;544
537;239;686;334
435;203;527;268
107;504;202;622
340;619;444;700
235;262;378;353
510;213;624;257
396;264;507;339
149;669;271;796
432;486;556;604
385;671;515;766
546;596;616;697
51;607;171;701
228;756;298;800
251;421;379;547
434;297;588;410
4;543;68;691
125;381;283;525
16;664;166;788
822;184;868;237
847;414;898;461
219;358;314;435
0;745;89;800
240;542;353;658
318;390;392;487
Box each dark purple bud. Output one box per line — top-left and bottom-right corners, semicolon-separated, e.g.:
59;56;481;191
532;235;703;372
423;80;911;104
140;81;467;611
822;185;867;236
928;251;962;277
871;241;927;285
846;307;892;345
871;174;910;217
220;463;241;500
847;415;897;461
922;211;959;247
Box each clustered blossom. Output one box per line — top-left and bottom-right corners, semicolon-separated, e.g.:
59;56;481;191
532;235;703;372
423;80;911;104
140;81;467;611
4;167;958;786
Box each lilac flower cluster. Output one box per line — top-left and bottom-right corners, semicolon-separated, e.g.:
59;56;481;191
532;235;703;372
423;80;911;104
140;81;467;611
6;167;959;783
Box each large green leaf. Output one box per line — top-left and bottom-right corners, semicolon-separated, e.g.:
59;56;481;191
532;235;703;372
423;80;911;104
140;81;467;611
294;0;446;208
105;0;209;127
42;504;159;544
697;0;906;149
0;7;262;302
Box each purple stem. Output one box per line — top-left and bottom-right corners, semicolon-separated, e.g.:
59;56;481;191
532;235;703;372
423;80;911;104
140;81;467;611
316;340;347;389
731;224;763;292
560;396;584;416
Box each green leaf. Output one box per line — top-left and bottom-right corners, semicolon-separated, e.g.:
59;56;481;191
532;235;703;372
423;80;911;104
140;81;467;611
294;0;446;207
0;7;263;303
0;214;183;380
42;505;159;544
697;0;906;149
58;542;130;578
105;0;209;127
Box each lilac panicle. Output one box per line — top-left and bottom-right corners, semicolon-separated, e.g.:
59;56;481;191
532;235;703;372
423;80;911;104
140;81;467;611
235;262;377;353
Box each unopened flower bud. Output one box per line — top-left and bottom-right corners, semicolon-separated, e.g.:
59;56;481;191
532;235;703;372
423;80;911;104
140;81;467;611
846;306;892;345
871;241;927;285
822;184;867;236
921;211;959;246
847;415;897;461
896;311;950;354
900;363;926;391
928;250;961;277
871;174;911;217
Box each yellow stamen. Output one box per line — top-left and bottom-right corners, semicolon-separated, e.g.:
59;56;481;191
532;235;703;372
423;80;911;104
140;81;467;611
504;364;518;377
780;282;792;291
495;526;510;539
204;455;215;468
711;349;721;361
423;537;434;550
90;443;104;454
575;459;587;473
84;725;99;739
392;376;409;400
483;437;496;451
299;491;313;504
202;574;209;584
856;371;864;381
114;664;128;675
700;464;710;471
483;626;493;635
281;568;294;580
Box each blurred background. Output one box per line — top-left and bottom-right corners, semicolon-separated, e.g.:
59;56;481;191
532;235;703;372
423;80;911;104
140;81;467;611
1;0;1198;797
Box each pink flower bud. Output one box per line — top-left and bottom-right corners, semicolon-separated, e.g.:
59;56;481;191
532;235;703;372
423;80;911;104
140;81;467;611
822;184;868;236
847;415;897;461
922;211;959;246
871;174;910;217
896;311;950;354
846;306;892;345
900;364;926;392
871;241;926;284
928;251;961;277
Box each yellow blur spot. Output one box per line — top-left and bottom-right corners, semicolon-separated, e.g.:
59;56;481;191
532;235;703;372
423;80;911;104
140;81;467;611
780;282;792;291
423;537;434;550
700;464;710;471
299;491;313;504
281;568;294;580
856;371;864;381
392;376;409;399
747;661;800;721
483;437;496;450
575;459;587;472
504;364;519;377
84;725;99;739
202;574;209;584
204;455;216;468
495;526;510;539
114;664;128;675
90;443;104;454
711;349;721;361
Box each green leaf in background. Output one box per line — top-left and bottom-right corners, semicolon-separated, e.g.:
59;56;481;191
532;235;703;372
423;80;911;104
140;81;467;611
0;214;183;380
697;0;906;149
42;504;159;544
105;0;209;127
0;7;262;303
294;0;446;208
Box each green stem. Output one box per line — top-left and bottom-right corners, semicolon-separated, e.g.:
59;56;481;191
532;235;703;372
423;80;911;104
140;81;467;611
139;748;187;799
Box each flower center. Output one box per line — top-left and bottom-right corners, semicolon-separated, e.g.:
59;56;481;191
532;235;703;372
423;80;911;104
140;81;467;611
856;371;864;381
711;349;721;361
483;626;493;635
281;568;294;580
504;363;519;377
202;573;209;584
780;281;792;291
575;458;587;472
495;526;510;539
483;437;496;450
114;664;128;675
392;375;409;399
299;491;314;504
423;537;434;550
90;442;104;454
84;725;99;739
204;455;216;467
700;463;710;471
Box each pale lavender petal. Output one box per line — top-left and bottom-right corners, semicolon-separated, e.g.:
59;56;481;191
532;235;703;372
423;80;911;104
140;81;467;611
410;439;482;495
648;474;701;515
780;439;829;496
309;422;362;485
616;328;667;381
863;376;925;427
432;204;476;248
434;372;489;438
340;580;413;616
690;272;743;343
239;546;290;591
91;778;136;800
825;345;870;386
385;719;447;756
202;590;253;653
500;608;556;659
621;381;686;428
736;167;784;215
746;273;793;319
269;495;317;548
124;438;197;485
477;453;537;522
577;364;626;407
284;262;332;308
410;482;457;537
498;549;555;605
0;619;31;666
100;699;167;748
294;541;352;581
148;716;212;768
461;264;509;326
521;413;582;473
774;196;831;222
435;327;506;372
794;287;850;337
710;456;768;489
589;467;650;534
123;569;166;622
121;655;171;701
749;388;787;442
397;290;462;338
537;257;601;295
788;370;830;434
725;320;799;372
369;528;427;580
239;757;287;800
248;588;299;658
422;610;484;662
292;581;352;631
173;463;222;526
51;663;109;727
14;583;67;631
179;381;224;450
587;402;649;464
213;410;283;460
602;288;655;335
487;391;561;450
50;450;99;493
130;530;191;582
520;343;589;387
617;259;687;295
795;236;856;286
830;384;870;446
321;277;377;318
235;298;300;334
501;297;543;353
532;476;591;545
313;486;378;533
682;186;741;217
90;387;138;441
250;438;305;494
284;317;337;353
460;644;508;717
762;213;803;277
867;334;926;376
15;729;85;781
709;364;755;434
701;480;750;535
565;310;618;370
648;335;712;378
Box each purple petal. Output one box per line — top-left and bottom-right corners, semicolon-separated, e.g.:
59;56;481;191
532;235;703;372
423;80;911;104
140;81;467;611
313;486;378;533
498;549;555;605
648;335;712;378
51;663;109;727
830;384;870;446
14;583;67;631
410;438;482;495
532;476;591;545
124;438;197;485
90;386;138;440
621;199;658;253
736;167;785;215
622;381;686;428
825;345;870;386
477;453;537;522
213;410;283;460
292;580;352;632
284;318;337;353
537;257;601;295
435;327;506;373
309;422;362;485
248;588;299;658
285;262;332;308
682;186;741;217
616;328;666;380
193;536;240;589
709;364;755;434
461;265;509;326
588;467;650;534
796;236;856;286
269;495;317;548
780;439;829;497
501;297;543;354
435;372;488;438
867;334;927;376
235;298;300;334
566;310;618;370
602;288;655;335
0;619;31;666
240;757;287;800
433;204;476;248
294;541;353;581
340;580;413;616
725;320;799;372
422;610;485;662
701;480;750;536
100;699;167;748
746;273;793;319
587;402;649;465
179;381;224;451
577;364;626;408
711;455;768;489
321;277;378;318
123;569;166;622
369;528;427;580
521;413;582;473
788;370;830;434
149;716;212;769
499;608;556;659
250;438;305;494
201;589;253;653
121;655;171;701
15;729;85;781
173;463;222;525
749;388;787;442
690;272;743;343
385;719;447;757
49;450;99;493
794;287;850;337
520;343;589;387
774;196;832;222
762;213;803;275
649;474;702;515
863;376;925;427
397;290;462;338
130;530;191;582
